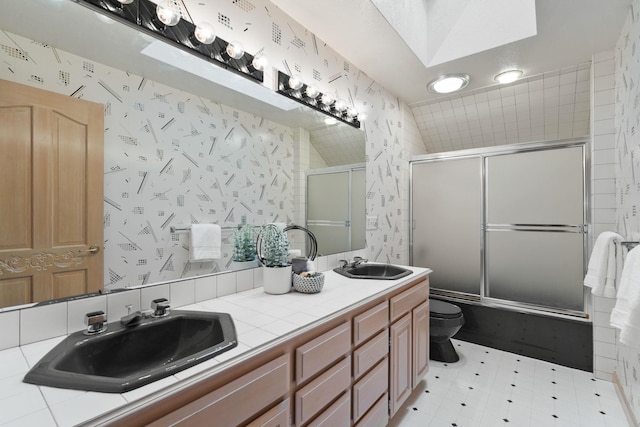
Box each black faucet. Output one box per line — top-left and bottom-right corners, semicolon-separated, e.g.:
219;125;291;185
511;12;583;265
151;298;171;317
339;256;368;269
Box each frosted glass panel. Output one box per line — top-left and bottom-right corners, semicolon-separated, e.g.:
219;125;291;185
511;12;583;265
307;172;349;221
411;158;482;294
308;225;349;255
351;169;366;250
486;147;584;225
486;231;584;310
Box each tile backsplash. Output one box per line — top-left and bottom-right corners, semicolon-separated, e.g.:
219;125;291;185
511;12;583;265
0;250;365;351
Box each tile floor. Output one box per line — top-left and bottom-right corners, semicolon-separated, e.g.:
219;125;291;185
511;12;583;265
390;340;630;427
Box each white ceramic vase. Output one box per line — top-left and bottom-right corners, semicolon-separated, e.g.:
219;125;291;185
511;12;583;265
262;265;292;294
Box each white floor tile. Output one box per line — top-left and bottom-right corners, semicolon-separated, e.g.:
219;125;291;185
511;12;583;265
392;339;630;427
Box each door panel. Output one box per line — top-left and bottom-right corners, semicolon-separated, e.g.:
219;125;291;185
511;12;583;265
411;158;482;294
0;79;104;307
0;106;32;250
486;147;584;225
54;112;89;245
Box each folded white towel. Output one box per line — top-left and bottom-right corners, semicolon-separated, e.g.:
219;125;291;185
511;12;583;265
610;246;640;347
584;231;624;297
189;224;221;262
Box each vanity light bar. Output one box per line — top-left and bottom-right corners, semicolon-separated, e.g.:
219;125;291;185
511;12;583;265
77;0;264;83
275;71;362;129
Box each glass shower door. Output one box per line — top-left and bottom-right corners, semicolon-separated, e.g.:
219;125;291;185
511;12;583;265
411;157;483;295
484;146;586;311
307;171;350;255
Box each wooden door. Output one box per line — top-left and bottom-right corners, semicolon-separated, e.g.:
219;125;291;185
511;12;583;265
389;312;412;416
412;300;430;387
0;79;104;307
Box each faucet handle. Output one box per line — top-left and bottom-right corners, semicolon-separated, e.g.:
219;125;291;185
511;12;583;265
151;298;170;317
84;311;107;335
338;259;349;269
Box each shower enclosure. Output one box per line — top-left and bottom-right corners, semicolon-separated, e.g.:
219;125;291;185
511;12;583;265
410;139;588;317
306;165;366;256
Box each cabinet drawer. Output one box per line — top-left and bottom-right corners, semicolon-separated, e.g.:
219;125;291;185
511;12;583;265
295;356;351;426
353;329;388;380
390;280;429;322
307;391;350;427
353;301;389;346
354;393;388;427
246;399;290;427
296;321;351;384
352;357;388;422
151;354;290;427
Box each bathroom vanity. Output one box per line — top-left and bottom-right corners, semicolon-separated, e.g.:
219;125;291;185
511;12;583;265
1;266;431;426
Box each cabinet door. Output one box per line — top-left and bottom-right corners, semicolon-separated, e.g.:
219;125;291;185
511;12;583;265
389;313;412;416
412;300;430;387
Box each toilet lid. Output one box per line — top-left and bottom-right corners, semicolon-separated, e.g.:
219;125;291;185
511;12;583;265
430;299;462;319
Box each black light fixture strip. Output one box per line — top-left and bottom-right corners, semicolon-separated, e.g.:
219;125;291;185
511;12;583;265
77;0;263;82
276;71;361;129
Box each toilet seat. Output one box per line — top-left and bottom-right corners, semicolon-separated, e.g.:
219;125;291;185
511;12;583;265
430;299;462;319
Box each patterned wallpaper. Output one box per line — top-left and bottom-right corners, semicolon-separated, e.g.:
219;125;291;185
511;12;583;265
615;0;640;420
0;29;295;288
0;0;422;288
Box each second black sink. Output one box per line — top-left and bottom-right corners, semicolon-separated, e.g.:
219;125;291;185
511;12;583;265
334;263;413;280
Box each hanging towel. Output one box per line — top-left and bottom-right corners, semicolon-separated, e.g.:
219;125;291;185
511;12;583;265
610;246;640;347
584;231;624;297
189;224;221;262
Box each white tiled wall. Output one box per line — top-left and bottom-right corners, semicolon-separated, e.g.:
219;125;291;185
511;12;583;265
0;255;367;351
589;51;618;381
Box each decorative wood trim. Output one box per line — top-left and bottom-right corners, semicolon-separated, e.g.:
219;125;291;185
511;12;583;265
0;251;85;274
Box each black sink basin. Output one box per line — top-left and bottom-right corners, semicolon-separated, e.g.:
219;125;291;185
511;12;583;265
23;310;237;393
333;263;413;280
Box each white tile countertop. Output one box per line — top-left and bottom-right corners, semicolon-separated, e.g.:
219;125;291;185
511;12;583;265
0;265;430;427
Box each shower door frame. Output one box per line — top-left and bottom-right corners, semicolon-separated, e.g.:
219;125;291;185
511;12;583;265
409;137;590;319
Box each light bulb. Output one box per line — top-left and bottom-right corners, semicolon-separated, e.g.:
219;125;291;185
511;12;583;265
251;54;268;71
320;93;334;106
117;0;134;4
427;74;469;94
494;69;523;84
334;99;347;112
193;22;216;44
305;85;319;98
156;1;180;26
225;41;245;60
357;112;368;121
347;107;358;117
288;75;303;90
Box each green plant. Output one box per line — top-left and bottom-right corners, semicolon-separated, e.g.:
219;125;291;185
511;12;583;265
232;224;256;262
259;224;290;267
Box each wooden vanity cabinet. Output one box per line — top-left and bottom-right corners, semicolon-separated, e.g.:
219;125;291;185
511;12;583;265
108;275;429;427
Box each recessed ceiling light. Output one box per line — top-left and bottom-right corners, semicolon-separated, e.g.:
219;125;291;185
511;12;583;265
427;74;470;94
495;69;523;84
